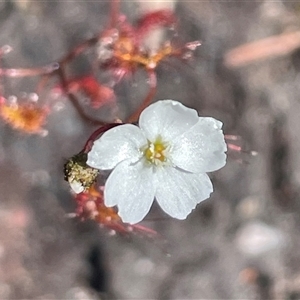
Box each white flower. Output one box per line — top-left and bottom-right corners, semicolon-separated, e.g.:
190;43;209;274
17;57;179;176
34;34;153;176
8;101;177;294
87;100;227;224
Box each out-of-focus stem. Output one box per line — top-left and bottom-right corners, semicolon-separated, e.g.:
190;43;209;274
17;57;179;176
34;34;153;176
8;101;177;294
224;31;300;68
57;65;105;126
60;36;99;65
0;63;59;78
126;70;157;123
110;0;120;28
225;135;241;141
36;36;100;95
36;73;51;95
0;46;12;96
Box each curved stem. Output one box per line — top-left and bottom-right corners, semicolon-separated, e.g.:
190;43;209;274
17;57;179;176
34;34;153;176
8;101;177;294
36;35;101;96
60;36;99;65
82;123;122;153
126;70;157;123
56;66;106;126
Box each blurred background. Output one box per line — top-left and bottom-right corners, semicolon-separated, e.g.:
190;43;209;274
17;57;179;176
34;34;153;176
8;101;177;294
0;0;300;299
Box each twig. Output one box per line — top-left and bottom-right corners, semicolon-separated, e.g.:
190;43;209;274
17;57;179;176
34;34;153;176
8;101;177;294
56;66;106;126
0;63;59;78
110;0;120;28
224;31;300;68
126;69;157;123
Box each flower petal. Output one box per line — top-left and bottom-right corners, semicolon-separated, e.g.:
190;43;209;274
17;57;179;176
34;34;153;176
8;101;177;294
104;160;155;224
139;100;199;142
171;117;227;173
154;167;213;219
87;124;147;170
69;180;84;194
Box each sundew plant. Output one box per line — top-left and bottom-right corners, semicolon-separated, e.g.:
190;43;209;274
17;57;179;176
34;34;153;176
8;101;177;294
4;1;300;299
0;0;234;233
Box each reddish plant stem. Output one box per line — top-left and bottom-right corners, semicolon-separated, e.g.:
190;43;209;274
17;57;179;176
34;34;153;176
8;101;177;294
126;70;157;123
36;73;52;95
60;36;99;65
110;0;120;28
36;36;100;95
56;65;105;126
83;123;122;153
225;134;240;141
0;37;99;94
56;32;123;125
0;47;7;96
0;63;59;78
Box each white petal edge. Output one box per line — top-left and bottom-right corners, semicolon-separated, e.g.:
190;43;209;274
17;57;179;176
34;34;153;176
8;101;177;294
139;100;199;142
154;167;213;219
69;180;84;194
87;124;147;170
170;117;227;173
104;159;155;224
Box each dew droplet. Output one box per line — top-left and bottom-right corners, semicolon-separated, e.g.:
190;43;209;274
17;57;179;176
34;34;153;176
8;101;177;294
53;102;65;111
28;93;39;102
7;95;17;104
48;62;59;72
108;229;116;236
65;213;77;219
39;129;48;137
1;45;13;55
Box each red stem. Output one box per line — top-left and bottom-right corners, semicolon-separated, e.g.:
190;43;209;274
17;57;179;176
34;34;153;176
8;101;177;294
60;36;99;65
126;70;157;123
110;0;120;28
56;65;106;126
83;123;122;153
36;35;100;95
0;63;59;78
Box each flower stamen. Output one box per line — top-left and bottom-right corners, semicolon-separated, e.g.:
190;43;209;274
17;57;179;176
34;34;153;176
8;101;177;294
143;136;169;165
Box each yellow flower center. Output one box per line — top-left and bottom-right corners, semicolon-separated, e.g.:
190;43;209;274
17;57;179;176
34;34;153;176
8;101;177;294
143;136;169;166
